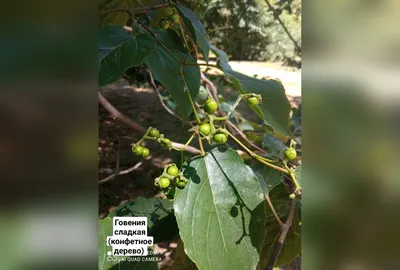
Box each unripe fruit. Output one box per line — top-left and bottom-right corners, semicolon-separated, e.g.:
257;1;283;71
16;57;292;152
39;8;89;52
164;7;174;17
142;148;150;157
159;177;170;189
176;178;186;189
199;123;211;136
159;20;170;30
133;145;144;155
171;14;180;24
248;96;260;105
284;147;297;160
149;128;160;137
204;98;218;114
167;165;179;176
213;133;228;144
160;138;172;148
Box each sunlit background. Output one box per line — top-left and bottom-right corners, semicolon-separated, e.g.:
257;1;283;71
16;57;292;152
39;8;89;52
303;0;400;269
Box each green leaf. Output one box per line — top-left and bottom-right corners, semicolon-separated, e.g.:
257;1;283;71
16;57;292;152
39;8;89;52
167;239;197;270
99;25;155;86
99;0;158;26
108;197;179;244
259;184;301;268
99;217;113;270
174;147;267;270
262;134;287;158
238;121;255;131
228;71;291;136
144;29;200;118
176;4;210;62
210;44;229;70
210;45;291;136
252;163;284;194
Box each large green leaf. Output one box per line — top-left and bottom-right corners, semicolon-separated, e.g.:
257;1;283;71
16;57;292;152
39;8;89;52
259;184;301;268
262;134;287;159
108;197;179;244
98;218;158;270
252;163;284;194
176;4;210;61
145;29;200;118
210;45;291;136
99;25;155;86
174;147;267;270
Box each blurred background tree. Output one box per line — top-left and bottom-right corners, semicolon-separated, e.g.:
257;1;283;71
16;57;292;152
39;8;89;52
178;0;301;66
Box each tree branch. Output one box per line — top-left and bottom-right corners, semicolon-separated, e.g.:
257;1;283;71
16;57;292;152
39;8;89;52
264;0;301;54
265;195;296;270
99;92;147;133
99;92;202;155
264;193;284;227
99;161;143;184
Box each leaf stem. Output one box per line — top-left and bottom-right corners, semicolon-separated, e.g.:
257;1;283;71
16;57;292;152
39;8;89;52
283;160;301;195
226;131;286;173
179;64;201;123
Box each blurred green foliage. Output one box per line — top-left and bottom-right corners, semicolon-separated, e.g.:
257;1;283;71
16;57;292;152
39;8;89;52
178;0;301;63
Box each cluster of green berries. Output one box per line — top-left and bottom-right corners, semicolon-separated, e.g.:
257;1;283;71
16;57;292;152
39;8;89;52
132;127;173;158
155;164;188;192
132;145;150;158
159;7;180;30
148;127;173;149
199;97;229;144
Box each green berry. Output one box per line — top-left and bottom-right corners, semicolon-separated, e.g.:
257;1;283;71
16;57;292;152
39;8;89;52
164;7;174;17
160;138;172;149
284;148;297;160
167;165;179;176
149;128;160;138
133;145;144;155
204;98;218;114
142;148;150;157
171;14;180;24
213;133;228;144
159;177;170;189
159;20;170;30
199;123;211;136
248;96;260;105
176;178;186;189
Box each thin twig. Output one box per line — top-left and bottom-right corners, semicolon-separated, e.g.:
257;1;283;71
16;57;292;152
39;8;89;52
265;193;296;270
148;71;185;122
226;121;267;154
264;193;284;227
264;0;301;53
99;161;143;184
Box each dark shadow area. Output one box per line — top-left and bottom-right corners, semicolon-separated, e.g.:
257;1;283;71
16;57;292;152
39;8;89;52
108;198;179;244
